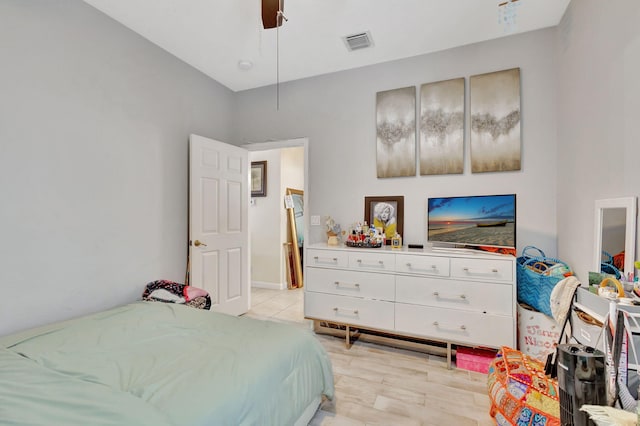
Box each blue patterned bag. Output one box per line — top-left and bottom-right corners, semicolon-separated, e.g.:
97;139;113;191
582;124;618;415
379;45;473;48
516;246;572;318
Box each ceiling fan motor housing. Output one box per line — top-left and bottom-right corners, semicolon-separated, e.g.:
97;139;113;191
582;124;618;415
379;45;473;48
262;0;284;29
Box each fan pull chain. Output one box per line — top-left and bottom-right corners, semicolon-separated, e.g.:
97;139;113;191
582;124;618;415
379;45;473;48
276;14;280;110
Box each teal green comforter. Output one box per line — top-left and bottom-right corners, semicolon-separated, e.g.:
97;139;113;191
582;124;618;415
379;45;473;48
0;302;334;425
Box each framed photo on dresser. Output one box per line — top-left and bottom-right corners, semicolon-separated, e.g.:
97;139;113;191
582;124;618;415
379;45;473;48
364;196;404;244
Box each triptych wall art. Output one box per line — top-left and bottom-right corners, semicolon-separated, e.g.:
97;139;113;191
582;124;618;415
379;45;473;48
375;67;521;178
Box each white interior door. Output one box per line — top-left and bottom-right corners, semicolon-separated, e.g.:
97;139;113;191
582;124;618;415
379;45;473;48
189;134;249;315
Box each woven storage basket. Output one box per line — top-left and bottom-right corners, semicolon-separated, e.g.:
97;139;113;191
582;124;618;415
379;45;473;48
516;246;571;318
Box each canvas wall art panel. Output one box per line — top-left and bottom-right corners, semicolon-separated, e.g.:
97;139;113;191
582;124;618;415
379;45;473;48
419;78;465;175
376;87;416;178
470;68;521;173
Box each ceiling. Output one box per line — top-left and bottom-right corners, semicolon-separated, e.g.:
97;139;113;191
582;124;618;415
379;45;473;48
82;0;570;92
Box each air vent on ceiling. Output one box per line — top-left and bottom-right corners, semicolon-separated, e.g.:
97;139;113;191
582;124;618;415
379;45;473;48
343;31;373;51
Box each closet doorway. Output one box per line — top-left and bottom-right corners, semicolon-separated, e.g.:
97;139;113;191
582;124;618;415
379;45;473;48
244;139;308;295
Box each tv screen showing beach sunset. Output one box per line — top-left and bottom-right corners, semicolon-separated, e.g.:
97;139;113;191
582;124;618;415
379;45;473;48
427;194;516;248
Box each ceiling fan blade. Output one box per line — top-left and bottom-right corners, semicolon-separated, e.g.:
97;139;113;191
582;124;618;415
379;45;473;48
262;0;284;29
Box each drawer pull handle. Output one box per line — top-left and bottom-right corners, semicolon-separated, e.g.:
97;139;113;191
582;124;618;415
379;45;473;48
356;259;384;266
432;321;467;331
333;307;359;315
314;256;338;263
334;281;360;289
432;292;467;300
407;262;438;269
462;267;499;274
406;263;438;270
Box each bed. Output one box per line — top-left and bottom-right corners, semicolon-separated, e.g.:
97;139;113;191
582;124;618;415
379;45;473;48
0;301;334;425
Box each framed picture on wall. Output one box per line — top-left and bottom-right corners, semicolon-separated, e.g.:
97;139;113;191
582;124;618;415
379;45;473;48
364;196;404;244
251;161;267;197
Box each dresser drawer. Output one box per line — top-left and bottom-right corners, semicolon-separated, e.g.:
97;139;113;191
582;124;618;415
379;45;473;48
396;276;512;315
348;251;395;272
306;268;395;301
450;257;513;282
395;303;514;348
307;249;349;268
305;292;395;331
395;254;450;277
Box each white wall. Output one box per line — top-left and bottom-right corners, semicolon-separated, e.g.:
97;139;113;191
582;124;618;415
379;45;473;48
0;1;234;336
281;148;305;206
233;29;560;256
556;0;640;281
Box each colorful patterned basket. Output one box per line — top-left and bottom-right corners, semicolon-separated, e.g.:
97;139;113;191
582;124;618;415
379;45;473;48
487;346;560;426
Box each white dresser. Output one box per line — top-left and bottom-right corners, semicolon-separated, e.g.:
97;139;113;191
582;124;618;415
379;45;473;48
304;243;517;366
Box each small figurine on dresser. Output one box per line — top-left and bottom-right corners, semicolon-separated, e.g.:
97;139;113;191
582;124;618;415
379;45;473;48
325;216;342;246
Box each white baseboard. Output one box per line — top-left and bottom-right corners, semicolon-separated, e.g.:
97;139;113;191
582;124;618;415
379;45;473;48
251;281;285;290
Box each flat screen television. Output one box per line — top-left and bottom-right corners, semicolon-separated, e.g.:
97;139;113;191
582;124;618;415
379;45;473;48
427;194;516;249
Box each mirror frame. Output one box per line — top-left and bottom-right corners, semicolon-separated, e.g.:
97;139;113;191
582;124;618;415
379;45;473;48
593;196;637;278
285;188;304;288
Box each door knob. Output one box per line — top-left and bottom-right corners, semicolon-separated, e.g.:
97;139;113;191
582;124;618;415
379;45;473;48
193;240;207;247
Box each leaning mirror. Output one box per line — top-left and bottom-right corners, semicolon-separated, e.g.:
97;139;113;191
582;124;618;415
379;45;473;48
285;188;304;288
593;197;637;279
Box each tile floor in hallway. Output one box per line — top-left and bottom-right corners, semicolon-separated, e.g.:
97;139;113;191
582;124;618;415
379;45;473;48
244;287;495;426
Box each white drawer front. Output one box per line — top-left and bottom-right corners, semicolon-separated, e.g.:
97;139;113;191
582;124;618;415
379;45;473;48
450;257;513;282
348;251;395;272
306;268;395;301
396;276;512;315
395;303;514;348
307;249;349;268
395;254;450;277
305;292;394;331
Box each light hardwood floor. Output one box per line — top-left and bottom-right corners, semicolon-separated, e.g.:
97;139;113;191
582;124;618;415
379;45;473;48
244;287;495;426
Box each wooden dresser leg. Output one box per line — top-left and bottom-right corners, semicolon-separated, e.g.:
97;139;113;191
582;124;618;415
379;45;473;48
345;325;351;348
447;342;452;370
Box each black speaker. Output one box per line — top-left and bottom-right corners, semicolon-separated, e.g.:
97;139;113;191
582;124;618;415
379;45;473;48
556;344;606;426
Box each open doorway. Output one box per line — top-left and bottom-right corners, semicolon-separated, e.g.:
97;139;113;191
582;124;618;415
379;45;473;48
244;139;308;293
